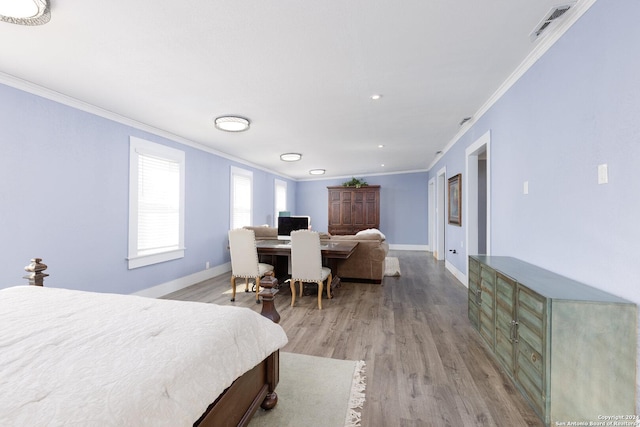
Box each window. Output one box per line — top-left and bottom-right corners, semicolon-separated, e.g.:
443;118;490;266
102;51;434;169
128;137;185;269
230;166;253;229
274;179;287;226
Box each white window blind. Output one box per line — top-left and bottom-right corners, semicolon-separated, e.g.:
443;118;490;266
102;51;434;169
230;167;253;229
128;137;185;269
137;153;180;255
274;179;287;226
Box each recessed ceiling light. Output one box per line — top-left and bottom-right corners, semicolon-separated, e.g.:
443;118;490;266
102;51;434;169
214;116;250;132
309;169;325;175
378;144;384;149
0;0;50;25
370;94;382;100
280;153;302;162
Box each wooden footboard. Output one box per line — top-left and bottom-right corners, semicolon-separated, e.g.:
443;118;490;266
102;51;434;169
194;350;280;427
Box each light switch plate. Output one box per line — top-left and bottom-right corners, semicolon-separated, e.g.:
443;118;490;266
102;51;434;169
598;164;608;184
523;181;529;194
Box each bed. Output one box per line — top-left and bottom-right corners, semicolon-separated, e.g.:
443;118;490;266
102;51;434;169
0;284;288;426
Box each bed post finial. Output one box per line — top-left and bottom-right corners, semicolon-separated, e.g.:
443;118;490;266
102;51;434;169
24;258;49;286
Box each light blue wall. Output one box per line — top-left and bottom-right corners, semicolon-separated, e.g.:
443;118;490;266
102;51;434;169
430;0;640;305
0;83;295;293
0;78;425;295
296;172;429;245
430;0;640;404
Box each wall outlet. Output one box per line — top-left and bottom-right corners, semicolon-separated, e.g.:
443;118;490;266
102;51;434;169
205;261;210;269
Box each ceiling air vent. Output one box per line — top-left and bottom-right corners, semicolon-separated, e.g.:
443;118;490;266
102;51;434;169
530;3;575;41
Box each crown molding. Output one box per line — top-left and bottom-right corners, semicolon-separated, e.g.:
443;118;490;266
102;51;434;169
298;168;429;182
427;0;598;171
0;71;297;181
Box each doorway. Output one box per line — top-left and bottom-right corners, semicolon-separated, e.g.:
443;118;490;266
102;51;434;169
465;131;491;281
428;177;436;254
435;167;446;260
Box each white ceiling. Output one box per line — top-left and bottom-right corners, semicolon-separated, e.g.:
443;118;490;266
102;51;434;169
0;0;590;180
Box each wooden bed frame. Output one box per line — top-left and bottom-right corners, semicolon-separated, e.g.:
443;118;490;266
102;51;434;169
195;350;279;427
23;258;281;427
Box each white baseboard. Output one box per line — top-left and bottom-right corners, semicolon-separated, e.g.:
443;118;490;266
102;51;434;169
132;262;231;298
388;244;430;251
445;260;468;288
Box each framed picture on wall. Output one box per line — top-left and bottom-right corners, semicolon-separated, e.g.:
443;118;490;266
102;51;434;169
448;174;462;226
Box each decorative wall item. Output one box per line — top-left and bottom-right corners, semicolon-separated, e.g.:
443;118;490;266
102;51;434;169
448;174;462;226
342;177;368;188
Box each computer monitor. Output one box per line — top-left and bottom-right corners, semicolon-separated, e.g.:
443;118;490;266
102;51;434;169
277;216;310;240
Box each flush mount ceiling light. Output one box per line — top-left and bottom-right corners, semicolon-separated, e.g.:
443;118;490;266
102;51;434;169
0;0;50;25
214;116;250;132
280;153;302;162
309;169;325;175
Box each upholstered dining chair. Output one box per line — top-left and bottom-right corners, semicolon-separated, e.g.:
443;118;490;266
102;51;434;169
289;230;332;310
228;228;274;302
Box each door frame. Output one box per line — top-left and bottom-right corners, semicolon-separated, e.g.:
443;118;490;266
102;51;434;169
428;177;436;254
465;130;491;283
435;167;447;260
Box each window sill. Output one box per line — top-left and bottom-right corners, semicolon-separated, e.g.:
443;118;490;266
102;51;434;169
127;248;185;269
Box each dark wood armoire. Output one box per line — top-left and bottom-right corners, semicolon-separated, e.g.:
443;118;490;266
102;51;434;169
327;185;380;235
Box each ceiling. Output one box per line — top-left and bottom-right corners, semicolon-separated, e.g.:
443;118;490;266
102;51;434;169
0;0;589;180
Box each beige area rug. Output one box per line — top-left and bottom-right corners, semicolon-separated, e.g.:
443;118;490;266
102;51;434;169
384;256;401;277
249;352;366;427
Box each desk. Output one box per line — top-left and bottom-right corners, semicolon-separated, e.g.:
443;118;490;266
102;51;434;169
255;240;358;292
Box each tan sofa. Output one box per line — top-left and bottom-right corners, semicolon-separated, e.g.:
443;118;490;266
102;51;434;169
327;233;389;283
243;226;389;283
243;225;278;240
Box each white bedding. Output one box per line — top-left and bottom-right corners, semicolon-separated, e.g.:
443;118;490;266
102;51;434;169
0;285;288;426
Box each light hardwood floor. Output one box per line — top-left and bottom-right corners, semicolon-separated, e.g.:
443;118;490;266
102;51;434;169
163;251;543;427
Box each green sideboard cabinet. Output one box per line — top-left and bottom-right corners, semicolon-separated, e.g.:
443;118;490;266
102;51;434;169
468;256;637;426
468;257;480;330
469;257;498;350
